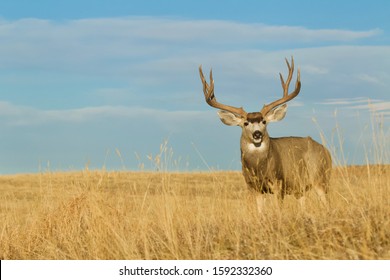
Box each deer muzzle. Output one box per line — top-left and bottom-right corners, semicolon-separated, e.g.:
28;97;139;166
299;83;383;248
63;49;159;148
252;130;263;144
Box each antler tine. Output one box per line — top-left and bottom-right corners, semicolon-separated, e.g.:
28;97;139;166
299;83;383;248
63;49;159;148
199;65;247;118
260;57;301;117
199;65;214;103
279;57;294;97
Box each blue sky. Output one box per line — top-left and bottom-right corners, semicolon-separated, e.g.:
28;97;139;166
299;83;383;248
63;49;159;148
0;0;389;174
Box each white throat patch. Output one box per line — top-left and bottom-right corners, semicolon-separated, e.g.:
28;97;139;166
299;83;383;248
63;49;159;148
246;142;268;153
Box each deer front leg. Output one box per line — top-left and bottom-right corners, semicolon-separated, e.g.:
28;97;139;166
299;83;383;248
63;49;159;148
256;193;266;215
315;186;329;209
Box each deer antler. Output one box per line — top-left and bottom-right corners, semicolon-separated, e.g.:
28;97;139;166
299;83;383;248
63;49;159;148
199;65;247;118
260;57;301;117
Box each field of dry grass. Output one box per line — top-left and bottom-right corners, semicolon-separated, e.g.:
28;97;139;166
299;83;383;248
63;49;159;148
0;164;389;260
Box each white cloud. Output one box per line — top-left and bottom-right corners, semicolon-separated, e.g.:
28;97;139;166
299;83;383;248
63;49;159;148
317;98;390;119
0;18;388;103
347;101;390;112
0;17;382;69
302;65;329;75
0;101;211;126
318;97;375;106
357;74;385;86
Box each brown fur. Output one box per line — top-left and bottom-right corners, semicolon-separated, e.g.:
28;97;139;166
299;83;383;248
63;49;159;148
241;135;332;200
246;112;264;123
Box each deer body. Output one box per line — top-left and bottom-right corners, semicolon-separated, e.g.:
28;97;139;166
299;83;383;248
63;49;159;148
199;57;332;212
241;135;331;199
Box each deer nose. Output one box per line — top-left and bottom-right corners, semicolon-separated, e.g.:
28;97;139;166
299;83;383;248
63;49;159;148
253;130;262;140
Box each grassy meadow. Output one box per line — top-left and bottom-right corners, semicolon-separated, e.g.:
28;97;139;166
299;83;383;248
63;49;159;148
0;164;389;260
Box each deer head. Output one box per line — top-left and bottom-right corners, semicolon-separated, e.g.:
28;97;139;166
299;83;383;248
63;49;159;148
199;57;301;148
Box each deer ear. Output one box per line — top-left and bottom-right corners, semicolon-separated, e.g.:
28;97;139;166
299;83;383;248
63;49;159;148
217;110;243;126
265;104;287;123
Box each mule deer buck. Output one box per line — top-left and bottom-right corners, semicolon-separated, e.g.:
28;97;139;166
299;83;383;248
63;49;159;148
199;57;332;213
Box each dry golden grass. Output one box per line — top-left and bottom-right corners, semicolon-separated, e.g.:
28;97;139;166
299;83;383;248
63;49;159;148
0;164;389;260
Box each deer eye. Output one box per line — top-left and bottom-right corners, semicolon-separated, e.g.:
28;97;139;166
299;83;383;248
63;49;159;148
244;121;249;126
262;120;267;125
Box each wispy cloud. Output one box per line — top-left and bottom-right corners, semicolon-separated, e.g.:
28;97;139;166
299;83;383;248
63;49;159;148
0;18;388;101
357;74;385;86
0;17;382;68
318;97;376;106
347;101;390;113
318;98;390;119
0;101;210;126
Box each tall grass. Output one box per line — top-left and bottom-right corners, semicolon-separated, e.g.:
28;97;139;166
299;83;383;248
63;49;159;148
0;118;389;259
1;167;389;259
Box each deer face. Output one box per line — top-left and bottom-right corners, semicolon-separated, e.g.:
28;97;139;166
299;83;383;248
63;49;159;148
217;104;288;147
